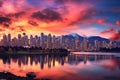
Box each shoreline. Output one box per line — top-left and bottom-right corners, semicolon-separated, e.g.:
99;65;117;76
0;72;50;80
0;51;119;56
71;51;120;53
0;72;26;80
0;51;70;56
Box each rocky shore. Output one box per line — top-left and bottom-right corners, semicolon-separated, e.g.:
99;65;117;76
0;72;51;80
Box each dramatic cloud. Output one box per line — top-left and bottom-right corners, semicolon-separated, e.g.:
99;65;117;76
101;28;115;34
28;20;38;26
110;30;120;41
7;11;25;18
97;18;105;24
31;8;62;22
0;28;5;31
0;0;119;40
116;21;120;26
18;26;26;32
0;16;11;24
101;28;120;41
55;0;90;4
0;0;3;7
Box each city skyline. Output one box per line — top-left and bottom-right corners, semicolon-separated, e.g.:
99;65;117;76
0;1;120;80
0;0;120;41
0;32;119;51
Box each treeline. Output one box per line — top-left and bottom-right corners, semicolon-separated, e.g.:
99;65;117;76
100;47;120;53
0;46;69;53
0;46;42;53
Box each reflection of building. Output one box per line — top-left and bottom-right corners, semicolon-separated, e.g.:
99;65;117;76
67;54;114;65
0;55;67;69
0;54;118;70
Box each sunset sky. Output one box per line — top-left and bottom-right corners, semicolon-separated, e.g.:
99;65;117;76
0;0;120;41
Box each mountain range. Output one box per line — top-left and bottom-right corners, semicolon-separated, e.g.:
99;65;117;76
60;33;120;45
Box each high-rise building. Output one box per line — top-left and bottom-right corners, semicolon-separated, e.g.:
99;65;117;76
82;38;89;51
18;34;22;47
108;41;114;49
94;40;99;50
64;38;69;49
75;36;80;50
40;33;45;48
60;36;64;48
22;33;26;46
47;34;52;49
11;37;17;47
102;41;107;48
2;34;7;47
7;34;11;47
52;35;56;49
35;35;40;47
30;35;34;47
71;39;75;50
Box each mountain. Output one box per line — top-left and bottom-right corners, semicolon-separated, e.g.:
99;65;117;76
88;36;110;43
62;33;120;45
63;33;84;41
69;33;80;37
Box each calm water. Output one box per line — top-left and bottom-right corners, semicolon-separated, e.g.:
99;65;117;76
0;52;120;80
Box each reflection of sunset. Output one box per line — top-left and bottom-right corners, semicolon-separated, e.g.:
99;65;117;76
99;60;118;71
0;55;64;78
0;54;120;80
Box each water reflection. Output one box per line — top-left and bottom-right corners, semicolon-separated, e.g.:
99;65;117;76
0;55;67;69
68;54;115;64
0;53;120;80
0;54;117;69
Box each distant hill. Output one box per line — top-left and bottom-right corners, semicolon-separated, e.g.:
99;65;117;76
59;33;120;45
88;36;110;43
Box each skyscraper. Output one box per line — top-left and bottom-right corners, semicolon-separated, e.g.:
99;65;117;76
7;34;11;47
35;35;40;47
30;35;34;47
60;35;64;48
83;38;89;51
18;34;22;47
2;34;7;47
75;36;80;50
40;33;45;48
52;35;56;49
47;34;52;49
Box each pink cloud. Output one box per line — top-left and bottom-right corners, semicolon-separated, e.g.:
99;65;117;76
101;28;116;34
97;18;105;24
100;28;120;41
116;21;120;26
110;30;120;41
